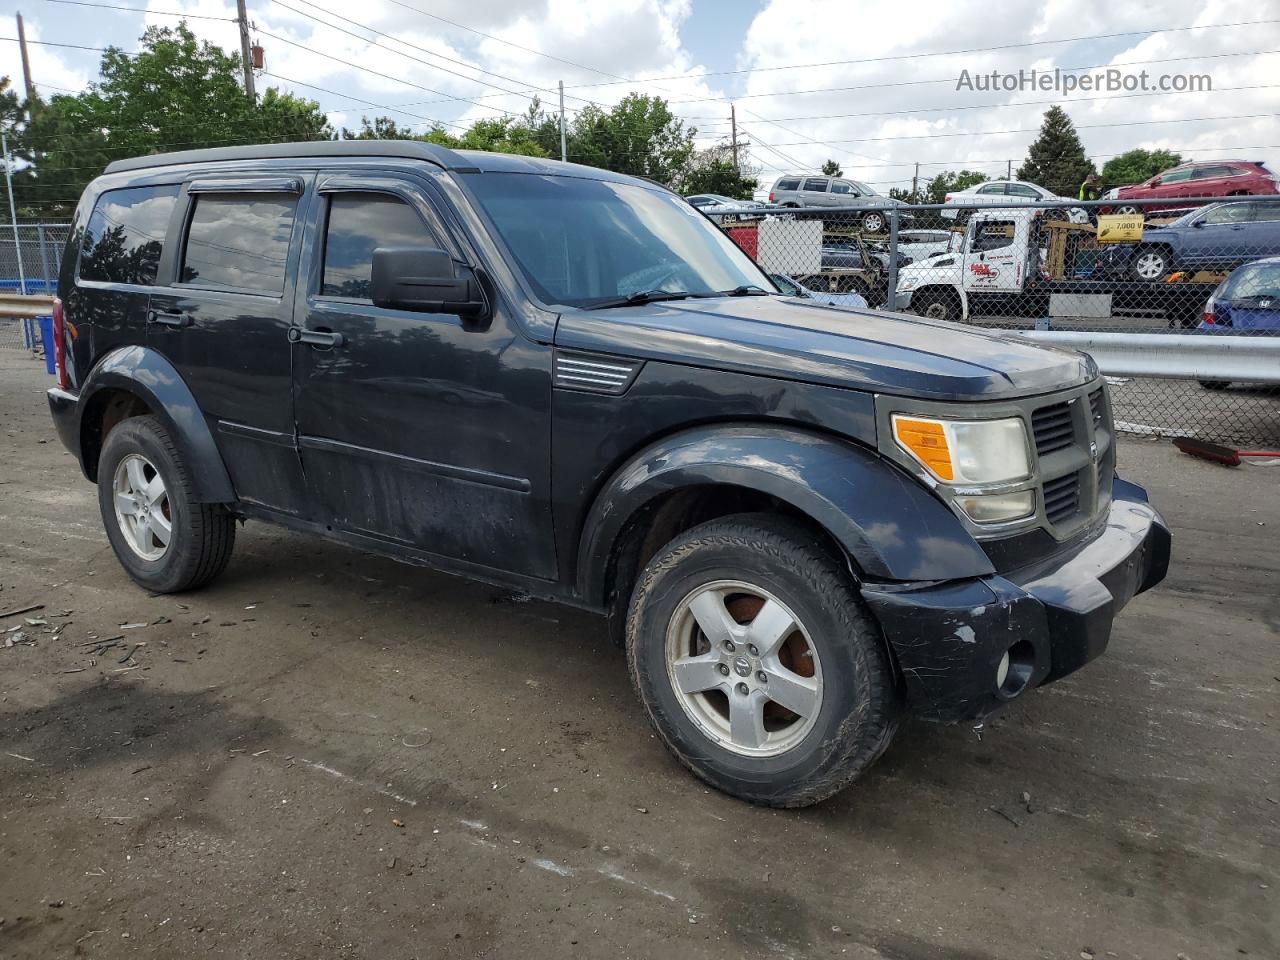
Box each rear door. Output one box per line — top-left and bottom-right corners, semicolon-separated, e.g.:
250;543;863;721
289;172;556;579
801;177;832;206
147;175;309;515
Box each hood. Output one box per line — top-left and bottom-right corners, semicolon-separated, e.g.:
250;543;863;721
554;296;1094;402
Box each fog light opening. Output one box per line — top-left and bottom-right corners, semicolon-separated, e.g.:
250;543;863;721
997;639;1036;697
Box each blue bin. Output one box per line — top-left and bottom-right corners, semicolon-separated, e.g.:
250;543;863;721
38;315;55;375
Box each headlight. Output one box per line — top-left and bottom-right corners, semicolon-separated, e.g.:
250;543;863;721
892;415;1030;484
954;491;1035;523
900;276;918;290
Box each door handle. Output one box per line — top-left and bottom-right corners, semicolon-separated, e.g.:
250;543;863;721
287;327;345;348
147;309;191;328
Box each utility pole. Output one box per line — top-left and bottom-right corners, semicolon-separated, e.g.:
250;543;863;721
16;13;35;113
1006;158;1012;179
730;104;739;171
911;162;919;202
558;80;566;162
2;132;28;296
236;0;256;100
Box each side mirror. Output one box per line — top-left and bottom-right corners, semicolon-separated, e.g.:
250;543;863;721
370;246;487;318
1192;220;1205;228
1149;177;1162;187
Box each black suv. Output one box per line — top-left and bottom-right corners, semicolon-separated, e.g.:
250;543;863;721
46;142;1170;807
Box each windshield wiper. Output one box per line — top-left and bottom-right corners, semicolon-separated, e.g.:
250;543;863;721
590;289;708;309
722;285;771;297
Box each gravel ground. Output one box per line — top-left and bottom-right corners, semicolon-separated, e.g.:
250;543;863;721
0;348;1276;960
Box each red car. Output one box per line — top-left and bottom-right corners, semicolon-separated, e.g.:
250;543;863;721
1111;160;1279;214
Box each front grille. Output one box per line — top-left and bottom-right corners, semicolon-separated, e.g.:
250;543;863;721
1088;387;1104;425
1043;473;1080;524
1031;401;1074;455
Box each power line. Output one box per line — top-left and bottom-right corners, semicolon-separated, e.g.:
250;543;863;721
562;17;1280;88
664;48;1280;106
44;0;235;20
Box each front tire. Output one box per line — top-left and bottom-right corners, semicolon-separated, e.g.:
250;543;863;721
912;288;960;322
862;210;886;233
626;514;900;807
1130;245;1171;281
98;415;236;593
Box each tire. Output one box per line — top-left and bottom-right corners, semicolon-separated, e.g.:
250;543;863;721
1130;245;1171;281
626;514;900;807
862;210;886;234
1114;204;1140;216
97;415;236;593
912;288;959;322
1199;380;1231;390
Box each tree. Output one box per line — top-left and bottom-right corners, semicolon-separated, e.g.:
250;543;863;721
916;169;988;204
17;24;331;217
1101;148;1182;187
567;93;695;186
821;159;843;177
679;140;758;198
1016;106;1094;196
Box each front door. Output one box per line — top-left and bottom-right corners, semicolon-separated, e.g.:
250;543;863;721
290;174;557;580
147;175;309;514
962;217;1024;295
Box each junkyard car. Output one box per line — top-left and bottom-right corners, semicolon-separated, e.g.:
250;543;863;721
47;142;1169;807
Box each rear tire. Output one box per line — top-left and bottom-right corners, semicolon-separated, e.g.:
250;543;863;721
97;415;236;593
626;514;900;807
1130;245;1171;281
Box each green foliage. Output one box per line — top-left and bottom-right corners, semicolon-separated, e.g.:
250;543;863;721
1016;105;1094;196
1101;148;1183;187
821;159;843;177
921;169;988;204
567;93;695;184
678;139;758;198
15;23;331;218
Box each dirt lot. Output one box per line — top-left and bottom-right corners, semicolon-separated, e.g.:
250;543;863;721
0;348;1276;960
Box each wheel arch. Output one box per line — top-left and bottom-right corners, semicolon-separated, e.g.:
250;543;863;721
914;283;968;319
76;346;236;503
577;423;994;638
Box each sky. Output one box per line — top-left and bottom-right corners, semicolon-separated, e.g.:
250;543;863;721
1;0;1277;194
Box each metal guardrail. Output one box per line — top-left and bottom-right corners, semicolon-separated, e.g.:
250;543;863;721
1010;331;1280;384
0;292;56;318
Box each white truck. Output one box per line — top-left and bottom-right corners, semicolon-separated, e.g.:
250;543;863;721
892;208;1215;327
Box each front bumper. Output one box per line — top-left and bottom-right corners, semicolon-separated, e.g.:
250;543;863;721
861;476;1170;722
891;289;915;311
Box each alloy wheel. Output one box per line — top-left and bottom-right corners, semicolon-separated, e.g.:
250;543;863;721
1133;250;1167;280
112;453;173;561
664;580;823;758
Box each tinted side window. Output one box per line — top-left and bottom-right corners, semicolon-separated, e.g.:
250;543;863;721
1161;169;1193;183
79;184;180;285
972;220;1015;252
830;181;853;195
180;194;297;293
802;178;829;193
322;193;440;300
775;178;800;191
1006;184;1040;198
976;184;1006;195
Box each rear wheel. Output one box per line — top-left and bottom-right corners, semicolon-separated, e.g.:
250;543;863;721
626;514;900;807
1114;204;1141;216
97;415;236;593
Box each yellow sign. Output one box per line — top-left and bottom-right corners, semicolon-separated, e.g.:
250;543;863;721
1096;214;1144;244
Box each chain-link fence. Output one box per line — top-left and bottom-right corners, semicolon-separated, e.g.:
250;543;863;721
709;194;1280;447
0;223;70;350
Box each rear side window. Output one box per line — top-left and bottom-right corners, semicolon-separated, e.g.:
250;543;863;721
79;184;180;286
802;178;829;193
321;193;440;300
775;178;800;191
977;184;1006;195
180;194;297;293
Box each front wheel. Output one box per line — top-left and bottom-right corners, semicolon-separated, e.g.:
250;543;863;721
912;288;960;322
861;210;886;233
98;415;236;593
1130;245;1171;281
626;514;900;807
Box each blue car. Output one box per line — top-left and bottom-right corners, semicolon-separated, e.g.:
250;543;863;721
1195;256;1280;388
1104;200;1280;281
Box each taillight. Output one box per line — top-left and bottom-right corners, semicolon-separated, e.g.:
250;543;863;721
1202;295;1215;325
52;297;67;388
944;193;953;203
768;191;775;203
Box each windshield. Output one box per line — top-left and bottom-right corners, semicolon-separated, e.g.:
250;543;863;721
461;172;772;308
851;180;875;196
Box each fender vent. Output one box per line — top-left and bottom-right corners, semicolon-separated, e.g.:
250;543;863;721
554;352;641;395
